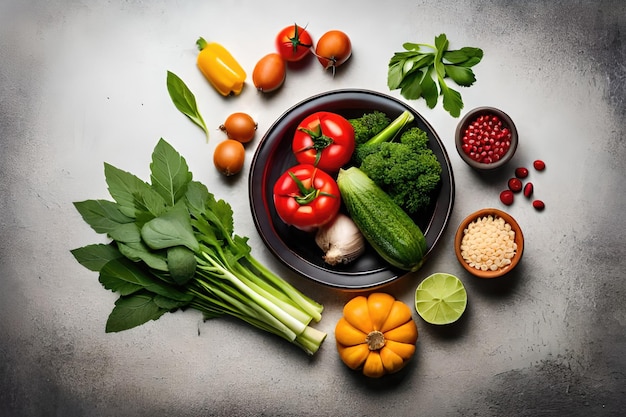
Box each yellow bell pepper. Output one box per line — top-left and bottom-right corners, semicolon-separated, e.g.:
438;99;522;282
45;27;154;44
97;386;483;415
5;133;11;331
196;37;246;96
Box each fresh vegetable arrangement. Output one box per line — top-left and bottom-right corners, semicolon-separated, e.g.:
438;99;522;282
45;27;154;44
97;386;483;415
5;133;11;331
388;34;483;117
71;139;327;355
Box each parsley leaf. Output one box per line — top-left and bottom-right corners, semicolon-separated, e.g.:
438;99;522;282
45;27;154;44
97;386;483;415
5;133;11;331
387;34;483;118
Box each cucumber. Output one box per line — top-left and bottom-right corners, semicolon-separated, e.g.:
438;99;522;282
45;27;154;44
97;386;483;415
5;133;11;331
336;167;427;271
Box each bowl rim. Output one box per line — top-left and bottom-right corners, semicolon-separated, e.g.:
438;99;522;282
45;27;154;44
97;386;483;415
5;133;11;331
454;207;524;278
455;106;518;171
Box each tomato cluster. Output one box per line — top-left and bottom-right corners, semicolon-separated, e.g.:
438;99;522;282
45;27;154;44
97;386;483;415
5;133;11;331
273;111;355;231
252;24;353;93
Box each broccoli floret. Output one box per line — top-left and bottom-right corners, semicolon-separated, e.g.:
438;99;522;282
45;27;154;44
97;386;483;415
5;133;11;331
359;127;442;216
348;111;390;146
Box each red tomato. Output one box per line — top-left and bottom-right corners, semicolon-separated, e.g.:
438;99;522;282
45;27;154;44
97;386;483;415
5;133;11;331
273;164;341;231
275;24;313;62
292;111;355;172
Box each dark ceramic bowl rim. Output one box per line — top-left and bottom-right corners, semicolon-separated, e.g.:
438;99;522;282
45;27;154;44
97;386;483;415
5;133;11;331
248;89;455;290
455;106;518;171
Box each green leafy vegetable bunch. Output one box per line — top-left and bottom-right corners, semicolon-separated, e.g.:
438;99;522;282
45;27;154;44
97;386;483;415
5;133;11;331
388;34;483;117
71;139;326;355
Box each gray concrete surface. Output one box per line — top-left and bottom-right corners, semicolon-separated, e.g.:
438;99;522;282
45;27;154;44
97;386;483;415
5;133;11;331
1;0;624;416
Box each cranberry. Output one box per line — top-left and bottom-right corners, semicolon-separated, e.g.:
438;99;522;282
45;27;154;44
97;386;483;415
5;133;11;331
515;167;529;178
500;190;514;205
533;160;546;171
508;178;523;193
523;182;534;198
462;114;512;164
532;200;545;211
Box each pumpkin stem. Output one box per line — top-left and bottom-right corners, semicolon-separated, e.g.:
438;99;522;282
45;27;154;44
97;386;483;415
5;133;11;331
365;330;385;350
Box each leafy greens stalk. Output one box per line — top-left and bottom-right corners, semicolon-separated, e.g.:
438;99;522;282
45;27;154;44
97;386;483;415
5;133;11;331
71;138;326;355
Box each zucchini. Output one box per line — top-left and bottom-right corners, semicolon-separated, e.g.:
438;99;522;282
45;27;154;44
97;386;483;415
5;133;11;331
336;167;427;271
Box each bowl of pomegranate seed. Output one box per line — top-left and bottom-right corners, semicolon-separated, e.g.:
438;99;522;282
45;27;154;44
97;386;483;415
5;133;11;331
455;107;518;171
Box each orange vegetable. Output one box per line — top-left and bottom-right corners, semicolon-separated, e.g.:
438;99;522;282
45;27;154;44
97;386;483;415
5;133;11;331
335;293;418;378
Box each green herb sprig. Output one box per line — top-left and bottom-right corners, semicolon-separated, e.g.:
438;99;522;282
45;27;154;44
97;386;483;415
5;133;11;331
387;34;483;118
166;71;210;142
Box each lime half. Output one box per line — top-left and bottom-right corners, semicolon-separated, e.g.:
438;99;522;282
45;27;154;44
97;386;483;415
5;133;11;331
415;273;467;325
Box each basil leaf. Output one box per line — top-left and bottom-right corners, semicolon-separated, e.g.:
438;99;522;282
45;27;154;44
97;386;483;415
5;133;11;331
141;203;199;252
105;292;168;333
117;241;169;272
166;70;209;142
71;243;123;272
150;138;192;207
105;162;167;218
73;199;134;235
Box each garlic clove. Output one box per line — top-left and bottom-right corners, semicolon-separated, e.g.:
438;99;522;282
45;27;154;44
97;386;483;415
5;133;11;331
315;213;366;266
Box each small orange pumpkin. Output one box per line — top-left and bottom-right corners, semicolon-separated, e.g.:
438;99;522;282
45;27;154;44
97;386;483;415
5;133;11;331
335;292;418;378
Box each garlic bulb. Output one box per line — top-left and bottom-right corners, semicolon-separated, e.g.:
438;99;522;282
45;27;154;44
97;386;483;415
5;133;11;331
315;213;366;266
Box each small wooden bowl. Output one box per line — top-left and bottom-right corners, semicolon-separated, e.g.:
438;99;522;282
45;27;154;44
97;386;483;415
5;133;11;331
454;208;524;279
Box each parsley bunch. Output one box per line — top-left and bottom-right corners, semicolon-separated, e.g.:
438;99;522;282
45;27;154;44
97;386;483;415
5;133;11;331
388;34;483;118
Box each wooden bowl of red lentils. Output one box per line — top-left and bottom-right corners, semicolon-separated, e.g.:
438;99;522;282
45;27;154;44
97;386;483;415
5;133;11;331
454;208;524;278
455;107;518;171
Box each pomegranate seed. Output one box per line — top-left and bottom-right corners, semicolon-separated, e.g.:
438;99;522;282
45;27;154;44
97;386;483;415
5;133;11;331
500;190;514;205
515;167;529;178
533;160;546;171
508;178;523;193
532;200;545;211
462;114;512;164
523;182;534;198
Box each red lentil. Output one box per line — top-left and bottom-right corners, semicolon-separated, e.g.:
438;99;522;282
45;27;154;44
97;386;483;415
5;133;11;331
532;200;545;210
533;160;546;171
515;167;529;178
508;178;523;193
500;190;514;206
523;182;534;198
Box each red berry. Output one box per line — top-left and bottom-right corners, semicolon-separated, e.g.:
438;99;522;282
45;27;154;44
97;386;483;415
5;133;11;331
462;114;512;164
508;178;523;193
515;167;529;178
533;160;546;171
500;190;514;205
532;200;545;210
523;182;534;198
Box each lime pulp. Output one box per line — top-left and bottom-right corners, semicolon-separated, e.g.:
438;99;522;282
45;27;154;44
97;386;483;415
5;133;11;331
415;273;467;325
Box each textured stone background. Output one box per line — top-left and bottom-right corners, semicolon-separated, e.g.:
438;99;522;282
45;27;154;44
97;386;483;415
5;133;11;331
1;1;624;416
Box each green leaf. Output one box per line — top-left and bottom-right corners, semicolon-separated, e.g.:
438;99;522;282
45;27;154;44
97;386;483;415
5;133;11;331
141;203;199;252
441;85;464;118
99;257;193;302
153;294;189;310
445;65;477;87
420;66;439;109
443;47;483;65
104;163;167;218
74;199;134;235
150;138;192;207
71;243;123;272
434;33;449;53
166;70;209;142
387;60;405;90
117;241;169;272
109;222;142;244
105;292;168;332
167;246;197;286
399;69;425;100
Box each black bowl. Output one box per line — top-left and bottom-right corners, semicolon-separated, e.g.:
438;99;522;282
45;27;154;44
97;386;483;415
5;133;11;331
248;89;455;290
